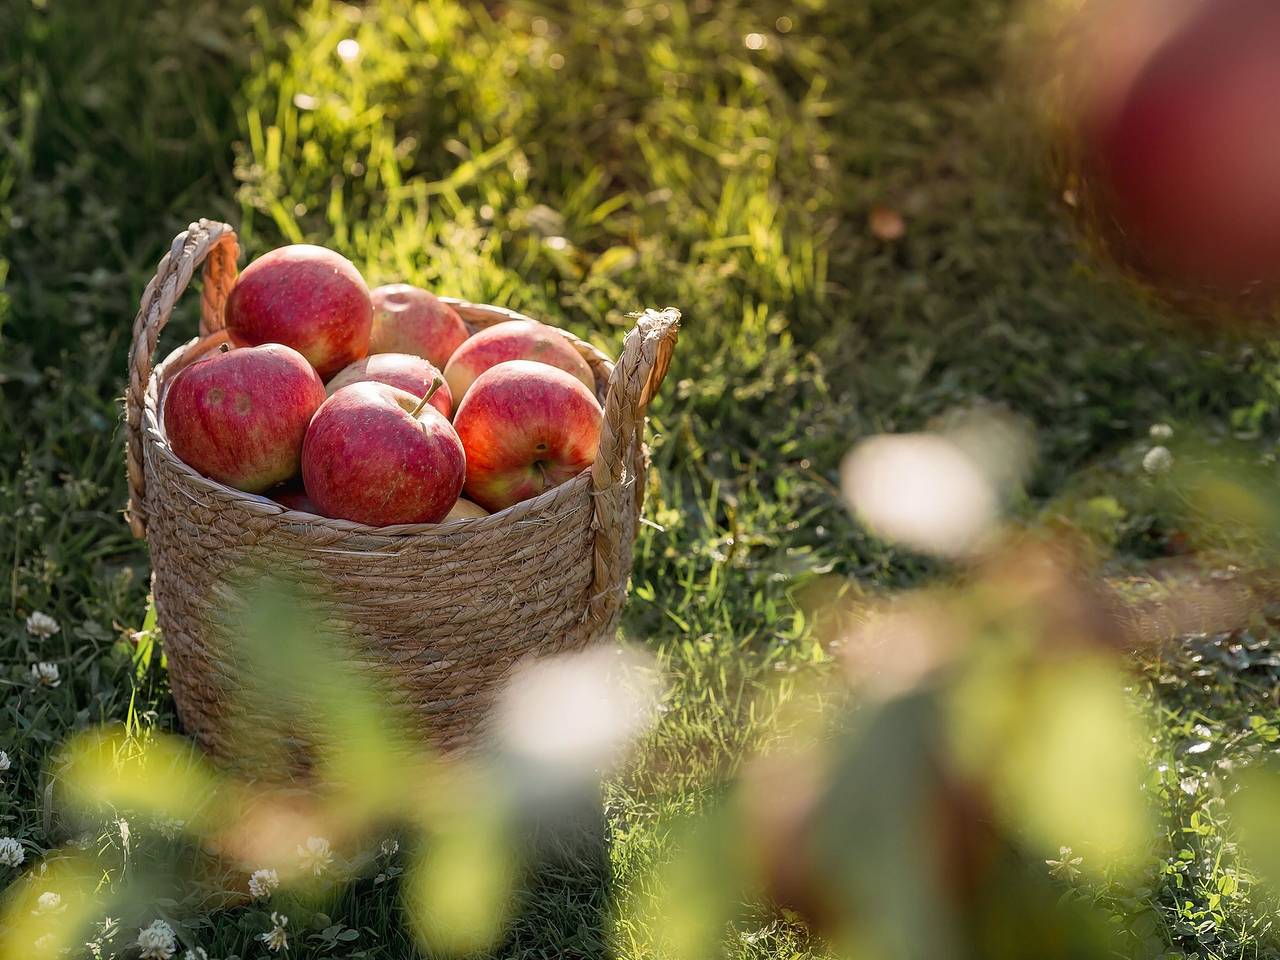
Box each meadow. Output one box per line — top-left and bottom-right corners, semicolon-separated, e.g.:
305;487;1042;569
4;1;1280;957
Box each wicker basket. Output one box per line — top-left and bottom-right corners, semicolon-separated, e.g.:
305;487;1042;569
124;219;679;758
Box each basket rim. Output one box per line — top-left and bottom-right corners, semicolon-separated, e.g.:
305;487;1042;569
141;299;616;540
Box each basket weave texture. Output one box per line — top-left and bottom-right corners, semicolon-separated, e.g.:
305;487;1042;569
124;220;680;756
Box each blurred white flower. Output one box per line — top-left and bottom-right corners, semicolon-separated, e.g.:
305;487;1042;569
842;432;997;557
33;933;55;954
1143;445;1174;475
25;612;60;639
297;836;332;876
1149;422;1174;440
380;838;399;858
0;750;10;773
336;38;360;61
1045;845;1084;882
0;837;24;867
494;645;661;783
30;662;60;687
183;949;209;960
249;867;280;899
34;891;63;914
260;912;289;953
135;920;177;960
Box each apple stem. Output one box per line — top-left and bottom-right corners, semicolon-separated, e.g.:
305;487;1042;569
410;374;444;418
218;342;230;353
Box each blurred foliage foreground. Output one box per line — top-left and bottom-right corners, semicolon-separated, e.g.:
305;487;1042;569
8;0;1280;959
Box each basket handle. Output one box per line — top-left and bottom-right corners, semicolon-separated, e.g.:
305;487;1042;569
586;307;681;627
126;219;240;538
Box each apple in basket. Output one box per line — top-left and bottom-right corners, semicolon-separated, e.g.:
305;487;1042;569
302;379;465;526
164;343;326;493
369;284;470;369
269;482;322;515
225;244;372;379
452;360;602;512
325;353;453;419
445;498;489;521
442;319;595;401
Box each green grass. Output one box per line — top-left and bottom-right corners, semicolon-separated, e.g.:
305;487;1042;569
6;0;1280;957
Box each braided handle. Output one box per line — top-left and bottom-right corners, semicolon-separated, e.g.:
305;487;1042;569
586;307;681;627
126;220;239;538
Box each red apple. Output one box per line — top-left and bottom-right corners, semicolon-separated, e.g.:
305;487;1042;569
442;320;595;402
269;482;323;516
164;343;326;493
1075;0;1280;297
225;244;372;379
451;360;602;512
301;381;465;526
325;353;453;419
369;284;470;369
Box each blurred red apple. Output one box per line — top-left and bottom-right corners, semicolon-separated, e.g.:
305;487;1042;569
369;284;470;369
301;381;465;526
452;360;601;512
225;245;372;379
164;343;326;493
442;320;595;402
1076;0;1280;297
325;353;453;419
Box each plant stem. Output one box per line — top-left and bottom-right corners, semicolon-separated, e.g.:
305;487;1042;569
410;374;444;418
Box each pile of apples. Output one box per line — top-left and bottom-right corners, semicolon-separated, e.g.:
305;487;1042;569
163;245;603;526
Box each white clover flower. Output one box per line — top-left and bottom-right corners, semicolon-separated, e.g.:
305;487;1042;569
136;920;177;960
297;836;333;876
25;612;60;639
259;912;289;953
380;838;399;858
30;662;60;688
248;867;280;899
34;891;62;914
0;750;10;773
0;837;25;867
183;949;209;960
1143;445;1174;475
1149;422;1174;440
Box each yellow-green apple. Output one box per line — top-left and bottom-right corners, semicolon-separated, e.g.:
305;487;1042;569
225;244;372;379
444;498;489;521
452;360;602;512
442;320;595;401
369;284;470;369
325;353;453;419
164;343;326;493
301;380;465;525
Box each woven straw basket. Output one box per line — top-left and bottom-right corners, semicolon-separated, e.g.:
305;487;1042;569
124;219;679;758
